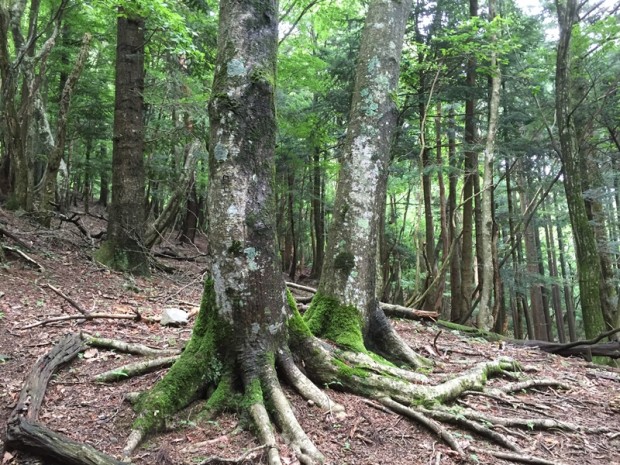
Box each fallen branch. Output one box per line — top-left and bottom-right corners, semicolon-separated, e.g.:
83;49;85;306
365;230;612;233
2;245;44;272
286;281;438;320
56;212;93;244
5;333;126;465
82;333;180;356
0;225;31;250
43;283;90;316
94;355;179;383
20;311;145;330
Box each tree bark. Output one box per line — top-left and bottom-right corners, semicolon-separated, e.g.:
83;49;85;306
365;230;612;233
458;0;479;324
555;0;606;339
477;0;500;330
307;0;427;368
95;12;149;275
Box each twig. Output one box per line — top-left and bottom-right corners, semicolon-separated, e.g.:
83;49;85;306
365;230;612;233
42;283;89;316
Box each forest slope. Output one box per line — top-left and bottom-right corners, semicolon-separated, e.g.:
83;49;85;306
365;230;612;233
0;208;619;465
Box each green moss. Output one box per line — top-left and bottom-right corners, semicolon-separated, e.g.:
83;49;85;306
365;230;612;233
368;352;396;368
304;292;365;353
133;279;233;434
250;67;276;88
334;251;355;276
94;241;128;271
333;358;368;379
228;240;243;255
201;374;240;417
286;289;313;341
243;378;264;408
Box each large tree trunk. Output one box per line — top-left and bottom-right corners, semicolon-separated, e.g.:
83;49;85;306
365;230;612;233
555;0;606;339
305;0;427;368
95;13;149;275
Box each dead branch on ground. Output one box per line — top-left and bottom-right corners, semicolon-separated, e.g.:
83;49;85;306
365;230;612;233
42;283;90;315
82;333;181;356
20;310;150;329
286;281;439;320
2;245;44;272
5;333;126;465
94;355;179;383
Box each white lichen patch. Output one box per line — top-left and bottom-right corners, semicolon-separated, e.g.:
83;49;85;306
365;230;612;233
214;143;229;161
227;58;246;77
244;247;260;271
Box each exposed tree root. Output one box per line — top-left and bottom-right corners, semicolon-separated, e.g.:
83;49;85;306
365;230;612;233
276;349;345;414
94;355;179;382
378;397;465;457
262;364;324;464
468;447;567;465
83;333;181;356
196;444;267;464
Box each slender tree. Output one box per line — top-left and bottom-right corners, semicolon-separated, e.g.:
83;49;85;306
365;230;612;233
477;0;501;330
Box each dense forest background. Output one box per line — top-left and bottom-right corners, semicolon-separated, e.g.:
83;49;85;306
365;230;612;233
1;0;619;344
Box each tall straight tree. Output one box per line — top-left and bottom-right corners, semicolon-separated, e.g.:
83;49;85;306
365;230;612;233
305;0;427;367
555;0;606;338
95;12;149;275
477;0;501;330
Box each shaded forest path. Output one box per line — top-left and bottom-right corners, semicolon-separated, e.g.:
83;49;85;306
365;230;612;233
1;207;619;465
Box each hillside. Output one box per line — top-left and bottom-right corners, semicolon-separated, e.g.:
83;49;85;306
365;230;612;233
1;208;619;465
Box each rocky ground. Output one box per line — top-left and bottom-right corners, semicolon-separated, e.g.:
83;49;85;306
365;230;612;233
1;206;619;465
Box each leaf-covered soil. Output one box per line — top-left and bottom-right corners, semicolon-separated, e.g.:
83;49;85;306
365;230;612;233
1;207;619;465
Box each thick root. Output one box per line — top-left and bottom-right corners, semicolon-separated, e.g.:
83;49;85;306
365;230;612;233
248;402;281;465
337;350;429;384
263;364;325;464
277;349;345;415
367;306;432;368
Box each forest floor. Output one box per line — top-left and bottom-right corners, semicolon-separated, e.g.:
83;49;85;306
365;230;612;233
0;205;619;465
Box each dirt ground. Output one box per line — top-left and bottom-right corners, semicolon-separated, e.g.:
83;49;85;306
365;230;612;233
1;206;619;465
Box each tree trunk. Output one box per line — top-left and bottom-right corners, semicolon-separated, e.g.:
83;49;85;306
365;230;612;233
518;166;548;341
458;0;479;324
310;146;325;279
477;0;500;330
545;219;566;343
95;13;149;275
555;0;606;339
179;171;199;245
448;107;463;322
306;0;427;368
38;33;91;225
